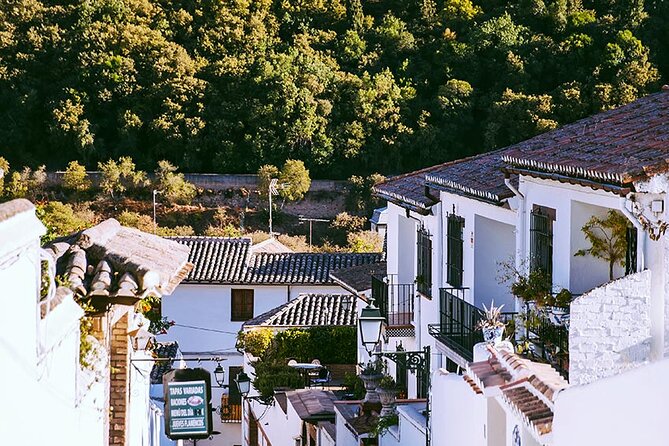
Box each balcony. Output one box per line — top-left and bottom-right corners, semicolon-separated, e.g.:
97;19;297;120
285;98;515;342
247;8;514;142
428;288;516;362
371;275;414;327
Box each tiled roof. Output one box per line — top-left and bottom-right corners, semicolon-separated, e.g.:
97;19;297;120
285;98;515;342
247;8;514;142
244;252;383;284
329;262;387;295
373;148;517;210
287;389;337;421
501;90;669;187
150;341;180;384
465;345;568;442
169;237;251;283
45;219;192;309
173;236;384;285
244;294;357;327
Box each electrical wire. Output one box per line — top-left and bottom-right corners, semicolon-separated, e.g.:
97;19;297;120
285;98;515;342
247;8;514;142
172;323;240;335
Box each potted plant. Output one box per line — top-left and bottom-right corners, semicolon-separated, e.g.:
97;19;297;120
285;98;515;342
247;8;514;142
376;375;398;417
359;360;384;403
476;302;505;345
510;269;551;305
545;289;572;316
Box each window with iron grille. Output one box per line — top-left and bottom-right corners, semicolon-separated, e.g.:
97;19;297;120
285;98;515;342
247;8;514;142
625;226;638;275
530;206;554;282
231;289;254;321
447;215;464;288
416;227;432;297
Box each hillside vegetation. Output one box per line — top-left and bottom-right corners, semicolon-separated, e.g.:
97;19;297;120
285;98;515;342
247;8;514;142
1;0;666;177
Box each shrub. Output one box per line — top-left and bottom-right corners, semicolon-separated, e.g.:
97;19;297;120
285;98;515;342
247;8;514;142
63;161;91;192
117;211;154;232
0;157;8;194
332;212;367;233
237;328;275;357
279;159;311;201
257;164;280;199
154;160;196;205
247;230;272;244
347;230;383;252
5;171;28;198
37;201;96;242
204;224;242;237
346;173;386;214
276;234;310;252
98;156;148;198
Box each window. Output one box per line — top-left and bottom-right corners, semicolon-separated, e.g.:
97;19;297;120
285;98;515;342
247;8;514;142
447;215;464;288
530;206;555;282
416;227;432;297
231;289;254;321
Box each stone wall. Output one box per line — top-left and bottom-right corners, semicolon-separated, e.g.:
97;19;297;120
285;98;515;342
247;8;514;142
46;171;347;192
569;270;652;385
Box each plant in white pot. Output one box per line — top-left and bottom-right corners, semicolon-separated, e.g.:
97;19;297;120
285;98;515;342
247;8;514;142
477;301;506;345
359;360;384;403
376;375;398;417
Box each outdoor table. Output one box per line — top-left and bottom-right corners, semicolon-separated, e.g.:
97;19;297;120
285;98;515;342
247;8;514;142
288;363;323;387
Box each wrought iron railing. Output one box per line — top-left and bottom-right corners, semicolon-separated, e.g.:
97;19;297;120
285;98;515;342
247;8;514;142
525;307;569;379
371;275;415;326
428;288;516;362
220;394;242;422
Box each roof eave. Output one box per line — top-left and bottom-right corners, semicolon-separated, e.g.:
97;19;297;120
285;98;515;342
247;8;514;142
372;191;434;216
501;167;633;196
424;179;509;206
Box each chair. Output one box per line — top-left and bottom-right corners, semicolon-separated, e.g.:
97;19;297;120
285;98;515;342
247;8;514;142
310;367;331;388
288;359;298;366
311;359;321;365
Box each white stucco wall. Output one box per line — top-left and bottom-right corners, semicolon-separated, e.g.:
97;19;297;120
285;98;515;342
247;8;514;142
431;370;486;446
569;270;652;385
0;201;109;446
519;176;626;293
474;215;515;310
335;408;359;446
553;358;669;446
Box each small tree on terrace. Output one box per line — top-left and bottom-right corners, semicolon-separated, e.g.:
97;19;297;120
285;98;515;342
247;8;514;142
98;157;148;198
279;159;311;202
63;161;91;192
575;210;629;280
257;164;280;199
0;157;9;195
154;160;196;205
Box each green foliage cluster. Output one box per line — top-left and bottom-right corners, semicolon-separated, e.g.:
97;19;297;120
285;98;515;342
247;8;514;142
36;201;98;243
238;326;357;399
258;160;311;202
155;160;197;205
1;0;664;178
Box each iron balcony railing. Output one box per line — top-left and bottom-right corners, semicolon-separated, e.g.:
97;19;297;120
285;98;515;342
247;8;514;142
525;305;569;379
428;288;516;362
371;274;415;326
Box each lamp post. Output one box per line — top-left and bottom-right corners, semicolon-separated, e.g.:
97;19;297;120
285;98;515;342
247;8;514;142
357;299;431;446
152;189;161;234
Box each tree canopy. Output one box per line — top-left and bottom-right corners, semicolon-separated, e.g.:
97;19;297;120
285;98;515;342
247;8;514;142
0;0;664;178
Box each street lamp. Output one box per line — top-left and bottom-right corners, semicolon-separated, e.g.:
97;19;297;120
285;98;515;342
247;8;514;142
358;299;385;354
152;189;161;234
235;371;252;396
341;295;353;313
213;363;226;388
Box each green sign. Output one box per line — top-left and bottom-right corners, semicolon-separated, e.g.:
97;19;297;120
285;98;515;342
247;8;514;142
166;380;209;436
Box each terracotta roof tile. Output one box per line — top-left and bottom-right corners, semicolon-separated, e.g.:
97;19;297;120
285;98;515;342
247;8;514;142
45;219;193;307
501;91;669;186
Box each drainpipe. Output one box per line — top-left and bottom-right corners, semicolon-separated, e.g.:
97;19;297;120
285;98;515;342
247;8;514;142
620;194;645;271
504;176;525;314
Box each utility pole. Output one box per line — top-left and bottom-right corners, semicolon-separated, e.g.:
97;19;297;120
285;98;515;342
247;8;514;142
298;216;330;252
152;189;161;234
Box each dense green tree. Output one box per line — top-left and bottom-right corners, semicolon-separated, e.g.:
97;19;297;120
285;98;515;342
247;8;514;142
0;0;665;177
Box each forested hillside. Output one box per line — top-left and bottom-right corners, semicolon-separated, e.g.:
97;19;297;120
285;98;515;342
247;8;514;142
0;0;666;177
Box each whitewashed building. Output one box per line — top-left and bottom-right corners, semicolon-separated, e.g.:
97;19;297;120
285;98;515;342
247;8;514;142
367;90;669;446
160;236;382;446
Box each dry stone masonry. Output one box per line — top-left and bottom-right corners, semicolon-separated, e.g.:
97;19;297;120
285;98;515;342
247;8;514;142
569;270;652;385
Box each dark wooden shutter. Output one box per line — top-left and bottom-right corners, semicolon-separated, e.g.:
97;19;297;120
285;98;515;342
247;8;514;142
530;207;554;282
625;226;638;275
416;227;432;297
447;215;464;288
231;289;254;321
